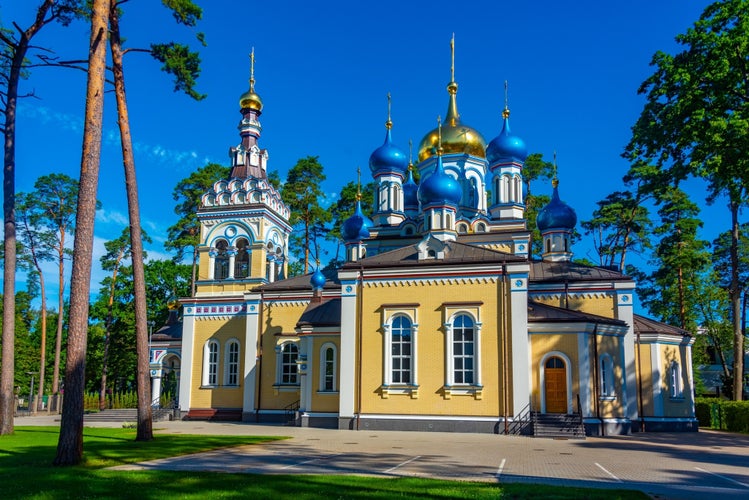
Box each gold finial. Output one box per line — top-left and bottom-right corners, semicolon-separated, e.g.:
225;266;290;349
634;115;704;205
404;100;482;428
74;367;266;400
356;167;362;201
386;92;392;130
408;139;414;166
450;33;455;84
552;151;559;188
437;115;444;156
502;80;510;119
249;47;256;91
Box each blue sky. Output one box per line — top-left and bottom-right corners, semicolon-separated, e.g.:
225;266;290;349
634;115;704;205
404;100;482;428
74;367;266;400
4;0;730;313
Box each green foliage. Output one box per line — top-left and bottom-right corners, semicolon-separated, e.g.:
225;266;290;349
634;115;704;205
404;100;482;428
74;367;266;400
625;0;749;398
150;42;206;101
522;153;554;258
84;391;138;410
695;397;749;433
280;156;331;275
581;190;651;271
161;0;202;26
167;163;229;262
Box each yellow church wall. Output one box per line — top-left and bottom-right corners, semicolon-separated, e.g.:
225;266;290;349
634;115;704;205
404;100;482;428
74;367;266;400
308;336;341;413
658;343;693;418
250;243;266;278
357;279;507;417
257;302;308;409
597;335;625;417
637;343;654;415
530;334;580;412
189;317;246;409
533;295;616;320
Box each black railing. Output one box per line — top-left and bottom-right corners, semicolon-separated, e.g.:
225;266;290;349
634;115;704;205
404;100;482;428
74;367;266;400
284;400;300;426
506;401;534;435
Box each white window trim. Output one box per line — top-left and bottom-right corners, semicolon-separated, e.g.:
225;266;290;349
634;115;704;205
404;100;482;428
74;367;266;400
669;360;684;399
599;353;615;399
443;311;482;397
275;341;300;388
381;307;419;397
318;342;338;393
202;339;220;387
224;339;241;387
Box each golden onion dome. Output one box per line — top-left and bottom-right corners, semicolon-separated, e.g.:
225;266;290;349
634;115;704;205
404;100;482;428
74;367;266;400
417;81;486;162
239;88;263;112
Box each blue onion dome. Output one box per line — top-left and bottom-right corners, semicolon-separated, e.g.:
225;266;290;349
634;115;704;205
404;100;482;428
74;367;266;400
403;166;419;208
487;108;527;164
310;267;326;290
418;155;462;206
369;125;408;175
537;179;577;231
342;199;373;241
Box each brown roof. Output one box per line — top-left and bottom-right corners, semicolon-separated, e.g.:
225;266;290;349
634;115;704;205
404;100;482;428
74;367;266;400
529;260;631;283
343;240;525;270
297;297;341;328
633;314;691;337
256;268;341;292
527;301;627;327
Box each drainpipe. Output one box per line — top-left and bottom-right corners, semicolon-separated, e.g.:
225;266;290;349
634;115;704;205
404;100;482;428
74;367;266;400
636;328;645;432
356;263;364;430
592;323;604;436
502;264;509;434
255;292;264;423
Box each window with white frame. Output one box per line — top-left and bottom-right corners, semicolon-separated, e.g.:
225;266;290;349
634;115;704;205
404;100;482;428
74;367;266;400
202;339;219;386
600;354;614;397
452;314;475;384
279;342;299;385
391;315;413;384
214;239;230;279
669;360;683;398
319;343;337;392
225;340;240;386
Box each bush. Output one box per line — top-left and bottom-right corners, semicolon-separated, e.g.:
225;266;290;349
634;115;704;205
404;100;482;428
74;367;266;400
695;397;749;433
84;391;139;410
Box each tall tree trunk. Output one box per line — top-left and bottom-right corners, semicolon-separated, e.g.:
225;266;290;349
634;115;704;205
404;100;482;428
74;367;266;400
0;38;20;431
0;0;48;436
51;237;65;408
36;273;48;412
54;0;110;465
729;200;744;401
109;7;152;440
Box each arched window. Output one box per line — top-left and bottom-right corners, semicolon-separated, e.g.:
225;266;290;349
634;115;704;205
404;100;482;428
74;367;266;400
319;343;337;392
493;177;501;204
202;340;219;386
502;175;510;203
279;342;299;385
391;316;413;384
452;314;475;384
224;340;240;386
600;354;614;397
545;238;551;253
513;176;521;202
214;239;230;280
379;184;388;211
669;361;683;398
234;238;250;278
476;223;486;233
457;223;468;234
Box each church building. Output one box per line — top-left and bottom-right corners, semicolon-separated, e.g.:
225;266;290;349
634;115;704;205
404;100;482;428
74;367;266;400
171;45;697;435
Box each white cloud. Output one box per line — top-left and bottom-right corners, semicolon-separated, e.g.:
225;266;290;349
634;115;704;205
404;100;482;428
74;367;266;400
96;208;129;226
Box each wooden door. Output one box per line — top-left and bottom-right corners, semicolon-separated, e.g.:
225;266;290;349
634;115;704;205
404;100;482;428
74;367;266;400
544;357;567;413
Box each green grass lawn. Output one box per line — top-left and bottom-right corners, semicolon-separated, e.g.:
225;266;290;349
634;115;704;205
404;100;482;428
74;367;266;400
0;426;647;499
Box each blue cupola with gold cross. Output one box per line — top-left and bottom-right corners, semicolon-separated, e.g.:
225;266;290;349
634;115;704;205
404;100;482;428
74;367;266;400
537;172;577;262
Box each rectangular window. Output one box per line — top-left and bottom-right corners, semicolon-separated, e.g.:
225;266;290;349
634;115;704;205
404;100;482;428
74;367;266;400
281;343;298;384
208;342;219;386
453;316;474;384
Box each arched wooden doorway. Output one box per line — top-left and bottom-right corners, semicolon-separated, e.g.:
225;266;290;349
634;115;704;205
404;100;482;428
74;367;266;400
544;356;567;413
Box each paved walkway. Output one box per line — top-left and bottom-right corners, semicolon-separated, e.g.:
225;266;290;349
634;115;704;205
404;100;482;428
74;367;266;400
15;414;749;499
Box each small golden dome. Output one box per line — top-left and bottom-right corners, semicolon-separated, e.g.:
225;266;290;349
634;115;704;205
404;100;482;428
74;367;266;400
239;89;263;111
